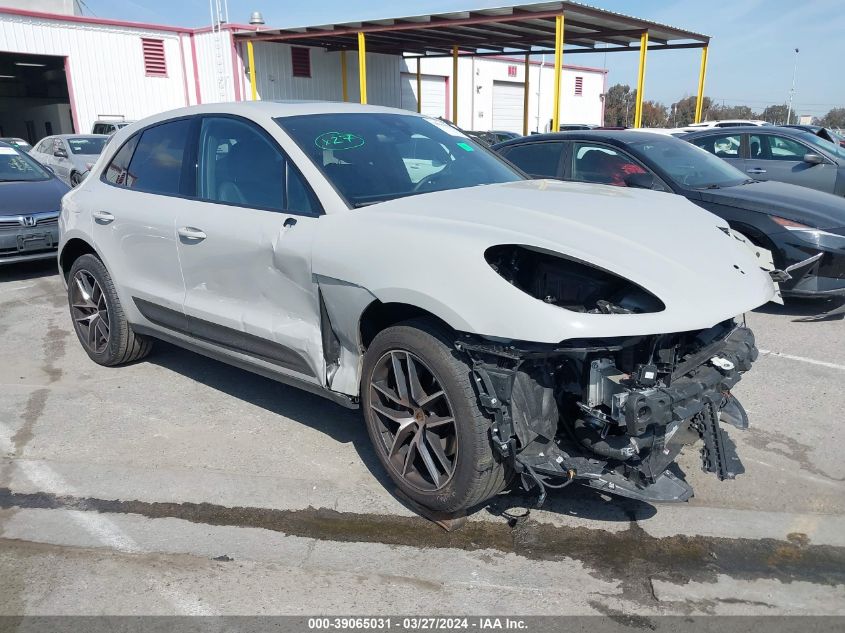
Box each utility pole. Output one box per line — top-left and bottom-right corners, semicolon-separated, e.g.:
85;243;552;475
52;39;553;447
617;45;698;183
786;47;799;125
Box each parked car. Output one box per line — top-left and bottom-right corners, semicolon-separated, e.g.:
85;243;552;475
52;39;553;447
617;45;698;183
682;126;845;196
683;119;771;129
0;137;32;152
59;102;775;513
466;130;521;144
30;135;109;187
91;119;135;135
0;140;69;265
492;130;845;299
783;124;845;148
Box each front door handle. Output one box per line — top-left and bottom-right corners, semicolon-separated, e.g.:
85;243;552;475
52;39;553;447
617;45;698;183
283;217;297;228
92;210;114;223
747;168;767;174
177;226;207;242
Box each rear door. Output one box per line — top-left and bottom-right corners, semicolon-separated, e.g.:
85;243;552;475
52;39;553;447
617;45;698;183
688;132;745;173
92;119;190;317
746;133;838;193
497;141;567;179
174;115;326;383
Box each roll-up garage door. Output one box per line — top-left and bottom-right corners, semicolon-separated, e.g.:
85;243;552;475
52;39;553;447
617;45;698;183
400;73;447;119
492;80;524;133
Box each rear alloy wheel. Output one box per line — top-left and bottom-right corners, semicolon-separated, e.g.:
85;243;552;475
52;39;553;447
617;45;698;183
362;319;509;513
67;254;152;366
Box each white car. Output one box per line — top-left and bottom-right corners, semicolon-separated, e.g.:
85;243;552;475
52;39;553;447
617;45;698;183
58;102;775;513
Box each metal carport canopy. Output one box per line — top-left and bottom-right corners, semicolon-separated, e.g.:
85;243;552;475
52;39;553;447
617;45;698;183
234;2;711;130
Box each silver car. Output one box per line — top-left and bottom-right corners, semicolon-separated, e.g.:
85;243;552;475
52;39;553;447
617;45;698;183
58;102;775;514
30;134;109;187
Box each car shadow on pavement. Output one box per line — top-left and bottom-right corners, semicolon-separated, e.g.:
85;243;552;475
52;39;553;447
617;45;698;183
145;341;395;490
0;259;58;283
146;341;658;526
754;296;845;320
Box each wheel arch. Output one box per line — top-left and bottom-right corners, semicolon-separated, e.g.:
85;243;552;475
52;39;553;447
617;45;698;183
59;237;102;281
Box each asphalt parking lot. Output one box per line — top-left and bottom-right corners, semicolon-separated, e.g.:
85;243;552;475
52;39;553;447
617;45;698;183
1;260;844;617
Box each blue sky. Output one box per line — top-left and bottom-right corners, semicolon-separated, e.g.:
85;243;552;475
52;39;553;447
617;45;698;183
82;0;844;118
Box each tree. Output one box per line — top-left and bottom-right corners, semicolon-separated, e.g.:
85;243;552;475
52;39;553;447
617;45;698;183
670;95;712;126
713;104;758;120
641;100;668;128
820;108;845;129
760;104;791;125
603;83;634;127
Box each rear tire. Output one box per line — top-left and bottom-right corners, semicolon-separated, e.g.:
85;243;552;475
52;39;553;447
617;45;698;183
361;318;508;513
67;254;152;366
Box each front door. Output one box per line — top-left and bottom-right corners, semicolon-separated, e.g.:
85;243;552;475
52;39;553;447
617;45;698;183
175;115;326;383
746;133;838;193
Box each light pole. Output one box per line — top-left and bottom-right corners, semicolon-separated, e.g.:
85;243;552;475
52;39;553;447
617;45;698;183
786;47;799;125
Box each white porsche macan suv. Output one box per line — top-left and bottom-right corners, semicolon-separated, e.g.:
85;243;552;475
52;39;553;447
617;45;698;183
59;102;775;513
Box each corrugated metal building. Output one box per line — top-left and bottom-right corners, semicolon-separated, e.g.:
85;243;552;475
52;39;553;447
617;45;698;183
0;5;605;142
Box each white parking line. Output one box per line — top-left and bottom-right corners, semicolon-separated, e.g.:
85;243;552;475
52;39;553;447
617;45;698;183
758;349;845;372
1;422;217;616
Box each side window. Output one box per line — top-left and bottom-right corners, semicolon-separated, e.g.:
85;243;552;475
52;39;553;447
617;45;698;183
690;134;741;159
571;142;648;186
104;134;140;186
125;119;191;195
35;139;50;153
198;116;321;215
499;142;564;178
766;135;810;161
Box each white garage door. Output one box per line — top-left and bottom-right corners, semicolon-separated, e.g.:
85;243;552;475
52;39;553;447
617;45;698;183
492;81;524;133
400;73;447;119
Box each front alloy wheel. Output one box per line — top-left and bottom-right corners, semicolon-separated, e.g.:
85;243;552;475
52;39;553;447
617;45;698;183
362;319;510;513
369;350;458;491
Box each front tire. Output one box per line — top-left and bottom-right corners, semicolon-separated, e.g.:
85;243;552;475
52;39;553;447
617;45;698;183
67;254;152;366
361;319;508;513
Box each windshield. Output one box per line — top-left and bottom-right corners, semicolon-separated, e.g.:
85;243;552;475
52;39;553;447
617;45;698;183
628;137;749;189
68;137;108;155
276;113;523;207
793;130;845;160
0;146;52;182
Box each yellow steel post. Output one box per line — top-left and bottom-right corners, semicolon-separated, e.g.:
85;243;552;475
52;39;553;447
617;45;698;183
358;32;367;104
416;57;422;113
694;46;709;123
340;50;348;102
522;52;530;136
633;31;649;128
551;14;564;132
247;40;258;100
452;45;459;125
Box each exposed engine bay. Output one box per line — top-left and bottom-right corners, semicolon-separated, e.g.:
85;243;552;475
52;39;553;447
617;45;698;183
458;315;758;506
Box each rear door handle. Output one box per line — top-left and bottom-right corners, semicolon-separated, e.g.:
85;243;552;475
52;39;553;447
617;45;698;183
747;168;767;174
177;226;207;242
92;210;114;223
283;217;297;228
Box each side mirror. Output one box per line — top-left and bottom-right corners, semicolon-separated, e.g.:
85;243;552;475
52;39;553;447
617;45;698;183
803;153;824;165
54;149;68;158
44;165;55;174
624;172;656;189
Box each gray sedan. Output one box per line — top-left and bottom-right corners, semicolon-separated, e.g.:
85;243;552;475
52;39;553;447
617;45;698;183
683;126;845;196
30;134;109;187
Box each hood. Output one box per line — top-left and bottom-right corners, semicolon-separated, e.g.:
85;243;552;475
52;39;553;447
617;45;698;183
696;180;845;230
313;180;775;344
0;178;68;216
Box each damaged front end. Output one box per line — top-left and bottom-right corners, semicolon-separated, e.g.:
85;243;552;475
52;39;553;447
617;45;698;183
462;246;760;507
